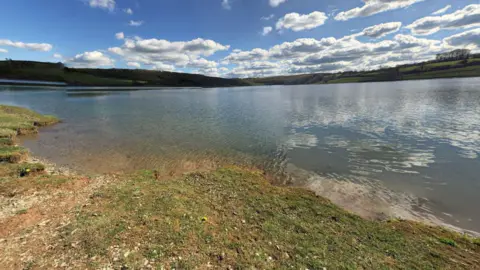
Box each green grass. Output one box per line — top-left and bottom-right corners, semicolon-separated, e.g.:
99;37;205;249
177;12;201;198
399;66;420;73
0;146;28;163
15;209;28;215
327;77;369;84
403;65;480;80
439;238;457;247
425;60;462;69
0;105;59;163
54;167;480;269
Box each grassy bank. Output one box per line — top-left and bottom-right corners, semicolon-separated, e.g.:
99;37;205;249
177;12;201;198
0;105;58;163
0;105;479;269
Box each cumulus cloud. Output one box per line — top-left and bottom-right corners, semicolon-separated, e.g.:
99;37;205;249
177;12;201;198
443;28;480;49
432;5;451;15
124;8;133;15
222;0;231;10
127;62;141;68
221;27;453;78
129;20;144;26
0;39;52;52
270;0;287;8
66;51;114;68
335;0;423;21
223;48;269;64
88;0;115;11
0;48;7;53
108;37;229;73
407;4;480;35
153;62;175;72
276;11;328;32
226;61;284;78
262;26;273;36
187;58;218;69
115;32;125;40
53;53;63;59
261;14;275;21
362;22;402;38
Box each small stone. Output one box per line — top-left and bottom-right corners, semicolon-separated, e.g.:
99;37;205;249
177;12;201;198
241;220;246;224
124;251;130;258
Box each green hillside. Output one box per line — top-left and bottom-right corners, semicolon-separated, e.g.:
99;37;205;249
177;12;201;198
245;56;480;85
1;54;479;87
0;61;250;87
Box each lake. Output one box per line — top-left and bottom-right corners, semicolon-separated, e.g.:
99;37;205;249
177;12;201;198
1;78;479;234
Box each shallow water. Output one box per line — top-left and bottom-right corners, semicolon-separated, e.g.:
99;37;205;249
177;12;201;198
1;78;479;233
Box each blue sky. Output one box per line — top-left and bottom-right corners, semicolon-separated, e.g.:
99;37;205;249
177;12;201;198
0;0;479;77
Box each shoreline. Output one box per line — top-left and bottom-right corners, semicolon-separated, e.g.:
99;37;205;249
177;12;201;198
1;104;479;268
2;72;480;89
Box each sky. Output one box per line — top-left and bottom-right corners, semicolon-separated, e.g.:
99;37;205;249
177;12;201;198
0;0;479;78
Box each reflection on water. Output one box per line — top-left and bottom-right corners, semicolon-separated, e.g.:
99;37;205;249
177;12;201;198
1;78;479;233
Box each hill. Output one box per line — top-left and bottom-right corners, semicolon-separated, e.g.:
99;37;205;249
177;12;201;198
0;54;479;87
245;54;480;85
0;61;250;87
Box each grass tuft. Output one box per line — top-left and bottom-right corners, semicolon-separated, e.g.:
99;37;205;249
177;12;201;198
439;238;457;247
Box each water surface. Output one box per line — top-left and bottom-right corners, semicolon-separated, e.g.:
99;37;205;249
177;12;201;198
1;78;479;233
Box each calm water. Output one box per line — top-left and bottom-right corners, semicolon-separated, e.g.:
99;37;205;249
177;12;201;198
1;78;479;233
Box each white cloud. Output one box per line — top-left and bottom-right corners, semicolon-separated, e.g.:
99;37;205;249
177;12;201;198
187;58;218;69
407;4;480;35
115;32;125;40
335;0;423;21
129;20;144;26
124;8;133;15
262;26;273;36
0;48;7;53
261;14;275;21
127;62;141;68
269;0;287;8
222;28;450;78
443;28;480;50
154;62;175;72
223;48;269;64
362;22;402;38
88;0;115;11
66;51;114;68
276;11;328;32
0;39;52;52
432;5;451;15
108;37;229;73
53;53;63;59
222;0;231;10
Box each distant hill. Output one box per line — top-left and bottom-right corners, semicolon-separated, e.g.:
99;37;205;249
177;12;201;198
244;54;480;85
0;61;250;87
1;54;479;87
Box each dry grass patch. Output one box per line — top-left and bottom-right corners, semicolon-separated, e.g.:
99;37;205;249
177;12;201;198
50;167;480;269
